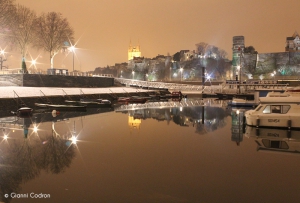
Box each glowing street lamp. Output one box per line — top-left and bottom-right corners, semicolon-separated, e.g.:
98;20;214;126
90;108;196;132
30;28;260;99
68;45;76;72
180;67;183;81
272;71;276;82
0;49;6;70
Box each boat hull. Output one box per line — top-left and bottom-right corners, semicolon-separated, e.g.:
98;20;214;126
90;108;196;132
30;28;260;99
35;103;87;112
245;110;300;129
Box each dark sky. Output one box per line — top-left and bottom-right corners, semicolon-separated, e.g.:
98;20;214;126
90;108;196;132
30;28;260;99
13;0;300;72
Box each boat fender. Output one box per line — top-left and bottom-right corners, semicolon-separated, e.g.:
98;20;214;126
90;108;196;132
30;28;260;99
288;120;292;129
256;118;260;128
256;128;260;136
52;110;57;117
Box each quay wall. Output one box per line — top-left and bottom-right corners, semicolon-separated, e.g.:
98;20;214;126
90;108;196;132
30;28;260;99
0;90;169;114
0;74;114;87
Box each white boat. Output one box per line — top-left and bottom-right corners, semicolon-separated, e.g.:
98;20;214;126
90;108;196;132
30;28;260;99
245;95;300;129
228;98;258;107
228;92;259;107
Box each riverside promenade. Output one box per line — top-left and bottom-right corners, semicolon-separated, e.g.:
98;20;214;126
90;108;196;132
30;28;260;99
0;86;154;98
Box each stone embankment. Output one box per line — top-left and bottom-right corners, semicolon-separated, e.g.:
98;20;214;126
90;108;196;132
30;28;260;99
0;86;169;113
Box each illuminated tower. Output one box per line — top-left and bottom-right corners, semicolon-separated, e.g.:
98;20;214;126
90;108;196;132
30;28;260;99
128;40;141;60
232;36;245;80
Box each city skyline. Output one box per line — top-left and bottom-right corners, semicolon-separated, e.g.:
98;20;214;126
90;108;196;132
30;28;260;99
9;0;300;72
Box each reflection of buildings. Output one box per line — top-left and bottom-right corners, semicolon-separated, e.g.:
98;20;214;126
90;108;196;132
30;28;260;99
116;100;231;134
244;126;300;154
231;109;245;146
128;115;141;130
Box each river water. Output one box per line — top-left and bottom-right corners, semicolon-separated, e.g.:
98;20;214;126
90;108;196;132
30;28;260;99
1;98;300;203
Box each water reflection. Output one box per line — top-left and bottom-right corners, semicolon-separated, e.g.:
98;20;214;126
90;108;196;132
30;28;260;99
0;114;79;203
0;99;240;202
117;99;231;134
0;135;76;203
231;109;247;145
244;126;300;154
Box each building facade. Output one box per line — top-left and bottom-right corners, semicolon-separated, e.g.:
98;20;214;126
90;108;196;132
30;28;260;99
128;41;141;60
231;36;245;80
285;31;300;52
232;33;300;81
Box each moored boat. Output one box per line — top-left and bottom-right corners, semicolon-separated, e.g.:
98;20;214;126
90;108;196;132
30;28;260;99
16;107;33;117
117;96;147;104
35;103;86;111
228;98;258;108
245;95;300;129
64;98;112;108
165;91;187;98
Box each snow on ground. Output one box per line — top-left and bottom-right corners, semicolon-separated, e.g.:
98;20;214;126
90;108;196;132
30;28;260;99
0;86;153;98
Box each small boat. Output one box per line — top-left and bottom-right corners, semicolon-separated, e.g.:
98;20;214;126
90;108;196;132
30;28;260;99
166;91;187;98
228;98;258;108
15;107;33;117
35;103;86;112
80;98;111;104
244;95;300;129
216;92;254;100
117;96;147;104
64;98;112;108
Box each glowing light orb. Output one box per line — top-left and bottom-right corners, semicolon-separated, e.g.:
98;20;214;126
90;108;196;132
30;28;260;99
71;136;77;145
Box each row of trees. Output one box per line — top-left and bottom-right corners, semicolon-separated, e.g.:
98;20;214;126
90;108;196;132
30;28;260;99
0;0;74;72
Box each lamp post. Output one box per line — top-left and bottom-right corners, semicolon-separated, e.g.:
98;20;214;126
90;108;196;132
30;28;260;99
238;47;243;94
69;45;76;73
180;67;183;81
0;50;7;70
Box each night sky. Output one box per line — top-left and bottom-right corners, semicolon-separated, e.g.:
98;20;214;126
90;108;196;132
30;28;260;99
12;0;300;72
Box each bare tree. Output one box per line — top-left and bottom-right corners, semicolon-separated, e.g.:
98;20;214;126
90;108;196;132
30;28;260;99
0;0;15;45
0;0;15;27
34;12;74;69
195;42;209;56
8;4;36;72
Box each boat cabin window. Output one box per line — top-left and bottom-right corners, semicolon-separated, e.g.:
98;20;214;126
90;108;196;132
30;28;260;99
261;139;289;149
262;105;290;114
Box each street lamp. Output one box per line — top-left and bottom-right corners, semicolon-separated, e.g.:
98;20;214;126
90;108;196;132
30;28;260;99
0;49;7;70
180;67;183;81
68;45;76;72
238;47;243;94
